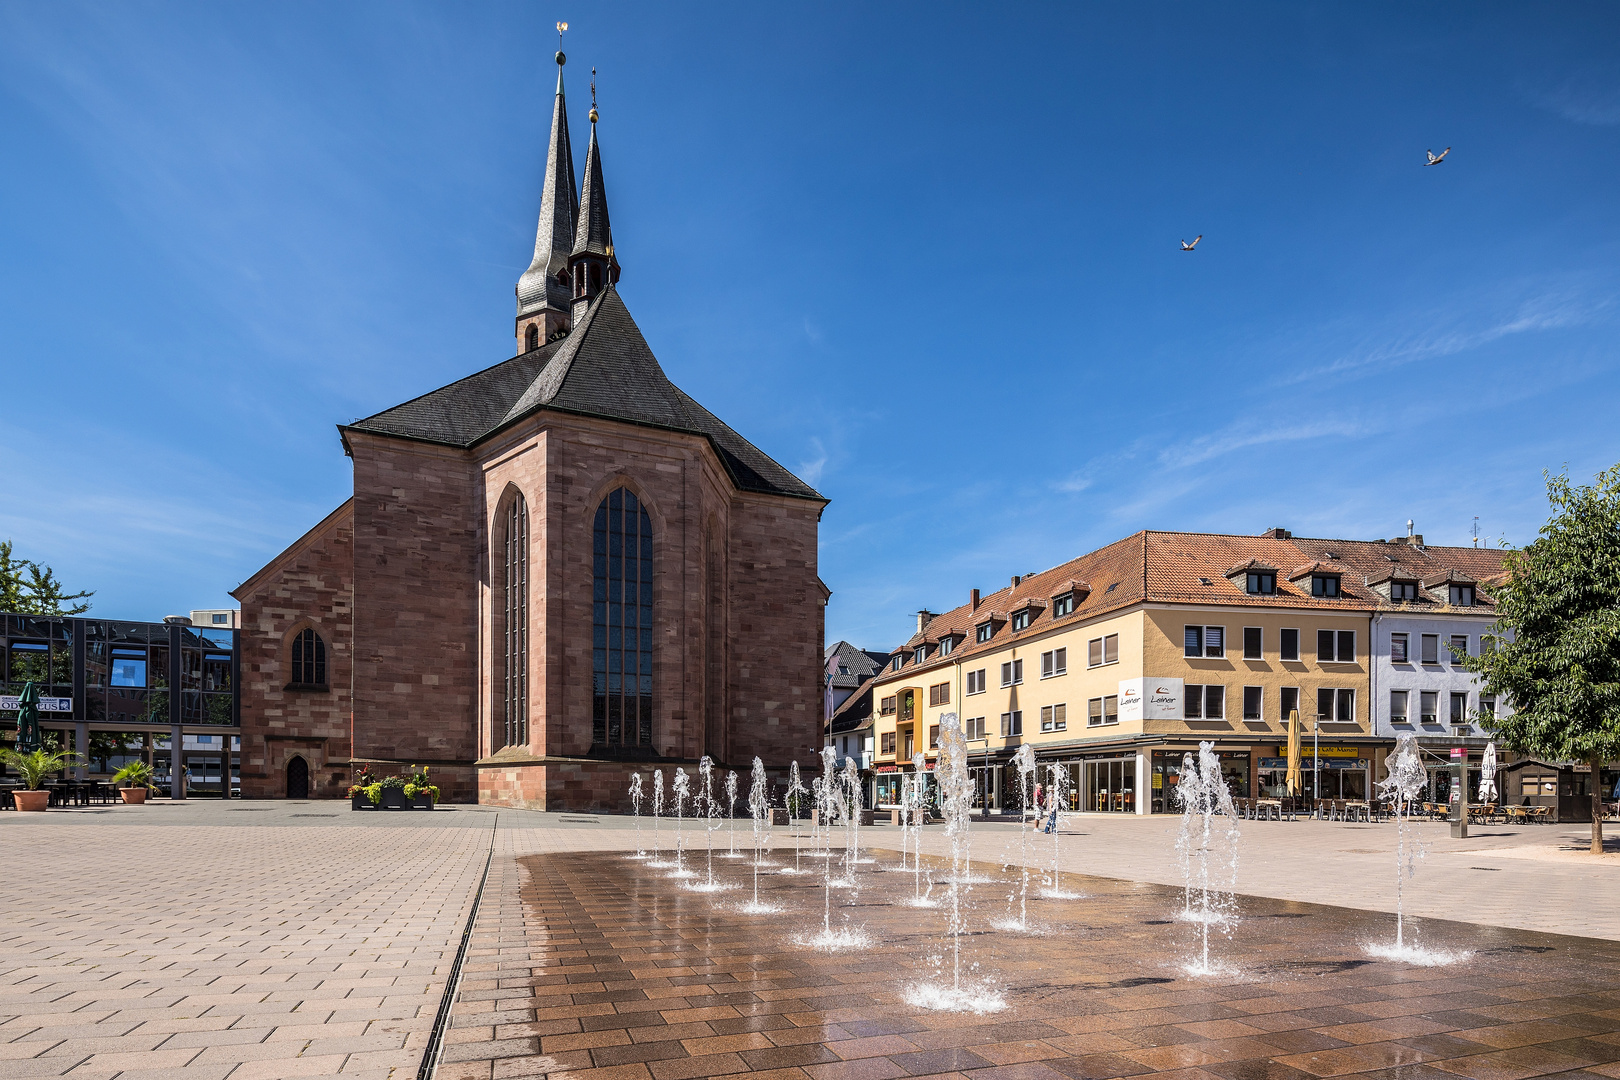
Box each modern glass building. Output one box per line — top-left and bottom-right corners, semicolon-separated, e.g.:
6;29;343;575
0;613;241;797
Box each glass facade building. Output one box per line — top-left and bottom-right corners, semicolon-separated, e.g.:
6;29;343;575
1;614;240;796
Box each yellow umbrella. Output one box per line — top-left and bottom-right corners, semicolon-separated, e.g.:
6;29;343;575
1285;708;1302;796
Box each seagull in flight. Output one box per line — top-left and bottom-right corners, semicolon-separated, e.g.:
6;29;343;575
1424;147;1450;166
1181;235;1202;251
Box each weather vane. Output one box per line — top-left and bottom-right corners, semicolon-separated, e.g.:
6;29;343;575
590;66;598;122
555;21;567;65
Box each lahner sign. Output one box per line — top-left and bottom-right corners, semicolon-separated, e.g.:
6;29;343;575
0;696;72;712
1117;678;1182;722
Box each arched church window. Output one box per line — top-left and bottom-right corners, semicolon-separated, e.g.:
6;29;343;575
525;324;540;351
502;492;529;748
291;628;325;687
593;487;652;750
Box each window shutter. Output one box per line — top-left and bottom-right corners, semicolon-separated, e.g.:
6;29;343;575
1041;652;1053;678
1055;647;1066;672
1090;638;1103;666
1243;627;1262;659
1184;626;1202;657
1184;686;1202;720
1317;630;1335;663
1337;630;1355;663
1103;635;1117;664
1205;627;1223;657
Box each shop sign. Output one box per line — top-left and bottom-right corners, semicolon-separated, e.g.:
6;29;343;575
1259;757;1368;770
1118;677;1182;722
1450;747;1464;760
875;765;898;773
0;695;71;712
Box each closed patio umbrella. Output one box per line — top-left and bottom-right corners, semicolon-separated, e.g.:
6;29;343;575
1480;741;1498;803
1285;708;1302;796
15;681;41;754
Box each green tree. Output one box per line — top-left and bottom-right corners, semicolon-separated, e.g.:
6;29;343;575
1459;465;1620;854
0;540;93;616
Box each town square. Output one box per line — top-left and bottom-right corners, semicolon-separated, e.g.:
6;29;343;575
2;3;1618;1079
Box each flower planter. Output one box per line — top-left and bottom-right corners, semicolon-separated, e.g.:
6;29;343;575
352;794;375;810
119;788;148;805
13;790;49;812
380;787;412;810
412;792;435;810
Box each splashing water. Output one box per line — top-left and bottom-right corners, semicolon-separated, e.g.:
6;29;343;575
1003;744;1038;929
700;756;722;889
628;772;646;858
911;751;929;904
1174;741;1240;975
817;746;845;937
1365;734;1461;963
783;761;808;875
650;769;665;866
724;770;741;857
671;768;692;878
748;756;771;907
1042;763;1078;898
842;757;863;879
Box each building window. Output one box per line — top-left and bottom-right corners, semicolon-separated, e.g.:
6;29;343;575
939;637;954;656
1420;690;1438;724
1088;633;1119;666
903;731;914;757
1052;593;1075;618
966;716;986;739
1184;685;1224;720
1449;635;1468;664
1391;632;1409;664
1000;710;1023;737
880;695;896;715
929;724;940;749
1280;628;1300;662
892;656;903;671
1391;581;1417;600
1317;629;1355;663
1184;625;1224;658
502;494;530;748
929;682;950;707
899;690;915;721
1041;648;1067;677
1087;697;1118;726
592;487;653;750
1480;696;1496;719
291;628;326;687
1000;659;1023;687
1243;627;1262;660
1449;584;1475;607
1312;574;1341;598
1040;703;1067;732
1317;687;1354;723
211;613;228;625
1281;686;1300;723
525;324;540;351
1242;685;1262;721
914;646;927;665
1011;610;1032;631
966;669;985;695
1449;692;1468;725
1390;689;1410;723
1246;571;1275;595
1421;634;1439;664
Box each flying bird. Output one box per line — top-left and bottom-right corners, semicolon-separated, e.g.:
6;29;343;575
1181;235;1202;251
1424;147;1450;166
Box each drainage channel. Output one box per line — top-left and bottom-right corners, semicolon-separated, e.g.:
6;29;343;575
417;813;498;1080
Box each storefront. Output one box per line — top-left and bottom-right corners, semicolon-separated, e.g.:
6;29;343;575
1151;749;1250;813
1257;753;1370;800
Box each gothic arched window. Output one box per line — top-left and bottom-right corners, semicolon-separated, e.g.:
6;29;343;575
593;487;652;749
502;492;529;748
291;628;326;687
525;324;540;351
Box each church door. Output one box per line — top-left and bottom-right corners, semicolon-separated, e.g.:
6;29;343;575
287;756;310;799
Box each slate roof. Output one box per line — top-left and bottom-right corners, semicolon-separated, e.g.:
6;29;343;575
828;677;877;735
341;288;822;501
825;641;890;691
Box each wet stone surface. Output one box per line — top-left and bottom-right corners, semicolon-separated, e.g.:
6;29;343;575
441;848;1620;1080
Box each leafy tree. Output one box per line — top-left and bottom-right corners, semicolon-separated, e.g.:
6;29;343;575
0;540;93;616
1459;465;1620;854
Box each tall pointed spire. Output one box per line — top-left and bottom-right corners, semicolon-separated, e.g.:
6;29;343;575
569;69;619;327
514;45;578;352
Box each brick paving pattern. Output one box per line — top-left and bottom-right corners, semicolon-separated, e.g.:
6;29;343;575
441;849;1620;1080
0;818;492;1078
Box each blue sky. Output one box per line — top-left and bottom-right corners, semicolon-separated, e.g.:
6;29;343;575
2;2;1617;651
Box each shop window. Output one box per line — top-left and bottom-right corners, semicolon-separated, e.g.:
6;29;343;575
1041;648;1066;677
1420;690;1438;724
966;669;985;695
1000;710;1023;737
290;629;326;687
1184;625;1224;658
1242;686;1262;720
1450;692;1468;724
1000;659;1023;687
1281;686;1300;723
1041;703;1067;732
929;724;940;749
1390;689;1410;723
1391;632;1410;664
1421;634;1439;664
1243;627;1262;660
1280;628;1300;662
929;682;950;707
1449;635;1468;664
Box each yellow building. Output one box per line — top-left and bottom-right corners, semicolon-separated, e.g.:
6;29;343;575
867;529;1388;815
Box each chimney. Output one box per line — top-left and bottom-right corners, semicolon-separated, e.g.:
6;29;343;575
1010;575;1021;587
970;588;980;610
1262;527;1291;539
916;610;933;634
1407;519;1415;538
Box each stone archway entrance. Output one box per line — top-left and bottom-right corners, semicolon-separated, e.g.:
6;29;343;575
287;756;310;799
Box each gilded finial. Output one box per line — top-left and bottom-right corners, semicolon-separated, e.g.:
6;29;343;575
555;21;566;66
589;66;598;123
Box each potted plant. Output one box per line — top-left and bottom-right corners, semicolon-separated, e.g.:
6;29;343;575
405;765;439;809
0;748;83;812
379;775;411;809
111;761;157;804
349;765;378;810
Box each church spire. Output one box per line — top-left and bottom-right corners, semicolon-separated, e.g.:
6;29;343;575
514;43;578;353
569;68;619;327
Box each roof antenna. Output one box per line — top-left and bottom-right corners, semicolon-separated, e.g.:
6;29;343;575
1471;516;1480;548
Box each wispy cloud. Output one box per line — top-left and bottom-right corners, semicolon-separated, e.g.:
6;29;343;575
1283;287;1610;386
1524;73;1620;127
1157;417;1378;470
798;437;829;487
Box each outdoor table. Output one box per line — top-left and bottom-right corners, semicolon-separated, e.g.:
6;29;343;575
1343;800;1370;822
1254;798;1282;820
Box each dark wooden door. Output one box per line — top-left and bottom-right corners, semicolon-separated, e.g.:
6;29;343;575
287;756;309;799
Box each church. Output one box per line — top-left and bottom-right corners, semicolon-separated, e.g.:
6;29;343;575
232;53;828;808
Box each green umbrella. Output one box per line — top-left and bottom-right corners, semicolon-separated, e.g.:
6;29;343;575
15;681;41;754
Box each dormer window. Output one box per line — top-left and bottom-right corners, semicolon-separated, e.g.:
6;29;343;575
976;622;993;644
1312;574;1341;598
938;636;954;657
837;665;850;675
1246;572;1275;595
1011;610;1031;631
1391;581;1417;601
1449;584;1475;607
891;656;902;672
1052;593;1074;618
913;646;928;665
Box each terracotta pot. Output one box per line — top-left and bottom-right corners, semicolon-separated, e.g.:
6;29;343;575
13;790;49;812
119;788;148;805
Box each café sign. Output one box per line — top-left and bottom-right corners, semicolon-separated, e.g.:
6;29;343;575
0;696;72;712
1118;677;1182;722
